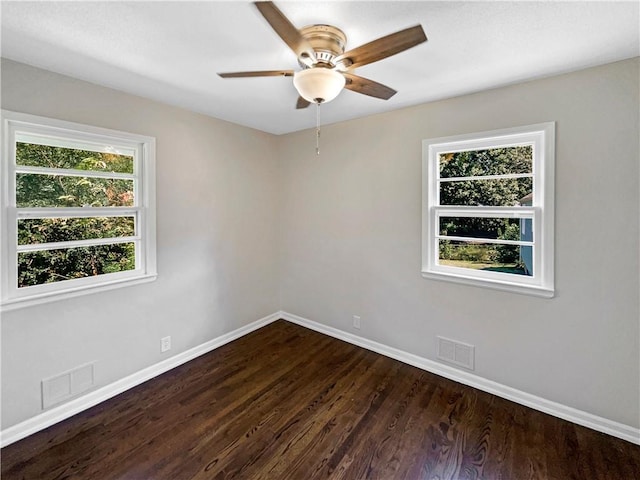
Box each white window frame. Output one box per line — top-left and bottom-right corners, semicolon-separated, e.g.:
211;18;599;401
1;110;157;310
422;122;555;297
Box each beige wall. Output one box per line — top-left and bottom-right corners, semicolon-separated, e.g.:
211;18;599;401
278;58;640;428
2;57;639;433
1;59;282;428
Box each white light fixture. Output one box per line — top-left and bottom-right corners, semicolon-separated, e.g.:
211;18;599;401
293;68;346;104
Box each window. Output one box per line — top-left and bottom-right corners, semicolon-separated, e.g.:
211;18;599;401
422;123;554;297
1;111;156;309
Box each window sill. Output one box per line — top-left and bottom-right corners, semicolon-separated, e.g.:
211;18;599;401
0;274;158;312
421;270;554;298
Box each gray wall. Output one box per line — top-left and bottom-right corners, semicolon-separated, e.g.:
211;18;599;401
2;57;639;433
1;59;282;428
278;58;640;428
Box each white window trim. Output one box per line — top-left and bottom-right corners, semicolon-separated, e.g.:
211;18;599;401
1;110;157;311
421;122;555;298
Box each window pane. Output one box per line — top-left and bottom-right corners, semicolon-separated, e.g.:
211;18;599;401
18;217;135;245
438;240;532;276
16;142;134;174
18;243;136;288
16;174;134;207
439;146;532;178
440;177;532;206
439;217;527;241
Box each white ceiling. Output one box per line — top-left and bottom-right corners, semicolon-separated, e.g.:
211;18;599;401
1;1;638;135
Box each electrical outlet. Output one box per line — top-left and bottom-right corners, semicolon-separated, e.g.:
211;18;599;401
353;315;361;330
161;336;171;353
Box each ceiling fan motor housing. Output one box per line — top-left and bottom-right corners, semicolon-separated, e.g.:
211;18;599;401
299;25;347;68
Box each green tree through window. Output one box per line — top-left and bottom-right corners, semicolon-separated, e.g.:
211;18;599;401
437;147;532;274
15;143;137;287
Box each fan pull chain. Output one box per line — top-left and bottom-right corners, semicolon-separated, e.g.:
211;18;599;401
316;102;321;156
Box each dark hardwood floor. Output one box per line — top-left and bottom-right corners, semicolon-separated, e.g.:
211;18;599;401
2;320;639;479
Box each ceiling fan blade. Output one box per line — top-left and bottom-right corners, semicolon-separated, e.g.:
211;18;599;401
254;2;317;64
335;25;427;70
296;96;311;109
218;70;294;78
343;73;397;100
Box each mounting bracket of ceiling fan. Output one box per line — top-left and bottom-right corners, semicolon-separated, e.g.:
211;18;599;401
218;1;428;109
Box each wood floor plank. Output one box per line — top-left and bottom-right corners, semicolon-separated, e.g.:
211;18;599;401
252;349;377;479
2;320;639;479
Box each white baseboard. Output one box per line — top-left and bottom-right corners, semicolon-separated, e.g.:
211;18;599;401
4;310;638;447
280;311;640;445
0;312;281;448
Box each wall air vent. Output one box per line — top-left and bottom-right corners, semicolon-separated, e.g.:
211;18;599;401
437;336;475;370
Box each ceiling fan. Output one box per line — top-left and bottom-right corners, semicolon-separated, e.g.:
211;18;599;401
218;1;428;108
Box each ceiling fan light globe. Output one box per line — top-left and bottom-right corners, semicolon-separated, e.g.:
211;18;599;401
293;68;345;104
